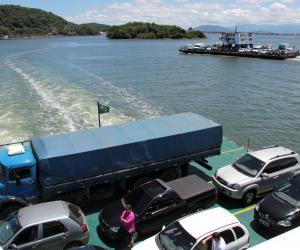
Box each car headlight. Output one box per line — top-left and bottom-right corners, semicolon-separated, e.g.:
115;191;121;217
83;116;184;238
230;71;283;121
110;226;120;233
277;219;292;227
229;183;241;190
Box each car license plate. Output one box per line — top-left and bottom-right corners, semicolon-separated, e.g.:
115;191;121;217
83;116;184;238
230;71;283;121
259;218;269;227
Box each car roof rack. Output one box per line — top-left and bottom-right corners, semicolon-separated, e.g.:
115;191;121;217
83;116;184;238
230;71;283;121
269;151;295;160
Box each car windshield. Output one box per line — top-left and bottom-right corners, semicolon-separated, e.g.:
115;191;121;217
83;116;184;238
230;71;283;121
124;181;166;215
156;221;196;250
275;179;300;207
233;154;265;177
0;211;21;244
124;187;152;215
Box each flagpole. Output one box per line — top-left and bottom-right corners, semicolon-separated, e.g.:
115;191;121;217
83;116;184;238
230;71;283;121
97;101;101;127
97;101;110;128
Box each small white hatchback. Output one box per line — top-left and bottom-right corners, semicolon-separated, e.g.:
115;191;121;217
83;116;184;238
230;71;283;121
132;207;249;250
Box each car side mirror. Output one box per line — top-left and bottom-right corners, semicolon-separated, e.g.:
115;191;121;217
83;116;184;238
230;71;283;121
261;173;269;178
162;225;166;230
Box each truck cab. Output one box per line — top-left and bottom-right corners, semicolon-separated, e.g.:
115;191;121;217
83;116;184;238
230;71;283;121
0;144;37;202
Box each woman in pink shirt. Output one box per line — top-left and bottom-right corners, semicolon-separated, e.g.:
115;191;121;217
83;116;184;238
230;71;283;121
120;204;136;248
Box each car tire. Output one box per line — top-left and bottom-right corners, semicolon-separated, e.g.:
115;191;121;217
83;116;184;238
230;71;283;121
242;190;255;206
64;241;83;249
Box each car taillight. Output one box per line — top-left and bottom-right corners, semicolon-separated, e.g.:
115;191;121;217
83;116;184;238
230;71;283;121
81;224;88;233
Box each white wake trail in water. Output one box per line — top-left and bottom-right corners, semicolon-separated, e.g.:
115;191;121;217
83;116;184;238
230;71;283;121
67;64;163;120
5;60;77;132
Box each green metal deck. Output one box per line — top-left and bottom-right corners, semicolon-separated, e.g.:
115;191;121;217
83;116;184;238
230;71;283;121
86;138;280;249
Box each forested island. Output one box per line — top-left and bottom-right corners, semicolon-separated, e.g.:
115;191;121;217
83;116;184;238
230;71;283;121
0;5;205;40
0;5;110;38
107;22;206;39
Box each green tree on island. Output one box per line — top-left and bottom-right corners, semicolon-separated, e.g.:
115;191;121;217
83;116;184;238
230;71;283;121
0;5;110;38
107;22;206;39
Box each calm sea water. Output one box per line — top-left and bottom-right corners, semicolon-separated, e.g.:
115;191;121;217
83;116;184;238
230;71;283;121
0;34;300;151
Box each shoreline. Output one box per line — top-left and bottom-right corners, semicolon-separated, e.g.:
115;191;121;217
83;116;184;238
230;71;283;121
0;34;102;40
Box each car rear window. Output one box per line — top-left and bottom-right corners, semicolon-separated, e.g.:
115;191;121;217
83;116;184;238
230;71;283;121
233;226;245;239
68;204;84;225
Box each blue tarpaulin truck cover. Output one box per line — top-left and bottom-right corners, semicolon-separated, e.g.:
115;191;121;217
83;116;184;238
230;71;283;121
31;112;222;191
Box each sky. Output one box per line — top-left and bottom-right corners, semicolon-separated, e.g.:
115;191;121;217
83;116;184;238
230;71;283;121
1;0;300;28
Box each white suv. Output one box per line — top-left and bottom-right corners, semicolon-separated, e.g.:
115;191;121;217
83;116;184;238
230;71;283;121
213;146;300;205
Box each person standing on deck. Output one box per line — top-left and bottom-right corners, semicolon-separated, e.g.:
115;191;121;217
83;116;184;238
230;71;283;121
202;232;226;250
120;204;136;248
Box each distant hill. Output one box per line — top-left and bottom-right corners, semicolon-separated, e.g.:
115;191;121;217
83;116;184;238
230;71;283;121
0;5;110;38
194;25;232;33
236;24;300;34
194;24;300;34
107;22;206;39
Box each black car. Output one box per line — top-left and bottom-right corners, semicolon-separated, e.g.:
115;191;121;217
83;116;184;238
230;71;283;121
254;174;300;230
99;175;217;240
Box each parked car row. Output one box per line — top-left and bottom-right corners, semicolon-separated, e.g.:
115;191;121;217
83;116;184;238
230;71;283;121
128;145;300;249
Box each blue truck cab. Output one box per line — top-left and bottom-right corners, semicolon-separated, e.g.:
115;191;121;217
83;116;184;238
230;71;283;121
0;144;37;202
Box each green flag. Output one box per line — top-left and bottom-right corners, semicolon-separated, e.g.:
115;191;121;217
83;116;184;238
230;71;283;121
97;102;110;114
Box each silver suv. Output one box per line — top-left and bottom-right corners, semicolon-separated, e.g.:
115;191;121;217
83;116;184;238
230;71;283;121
0;201;89;250
213;146;300;205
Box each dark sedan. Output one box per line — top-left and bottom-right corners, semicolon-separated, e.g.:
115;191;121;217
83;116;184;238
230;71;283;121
254;174;300;230
99;175;217;240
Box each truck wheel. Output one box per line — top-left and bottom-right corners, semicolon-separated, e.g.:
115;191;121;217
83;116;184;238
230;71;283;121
242;190;255;206
160;169;179;181
64;241;82;249
131;177;151;190
0;204;24;220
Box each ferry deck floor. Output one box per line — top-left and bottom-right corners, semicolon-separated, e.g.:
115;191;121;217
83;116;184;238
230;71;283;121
85;138;283;249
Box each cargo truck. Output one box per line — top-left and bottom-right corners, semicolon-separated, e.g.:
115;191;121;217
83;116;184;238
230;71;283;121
0;112;222;218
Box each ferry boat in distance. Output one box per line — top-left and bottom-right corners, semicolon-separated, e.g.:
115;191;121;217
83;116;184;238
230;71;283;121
179;30;300;60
